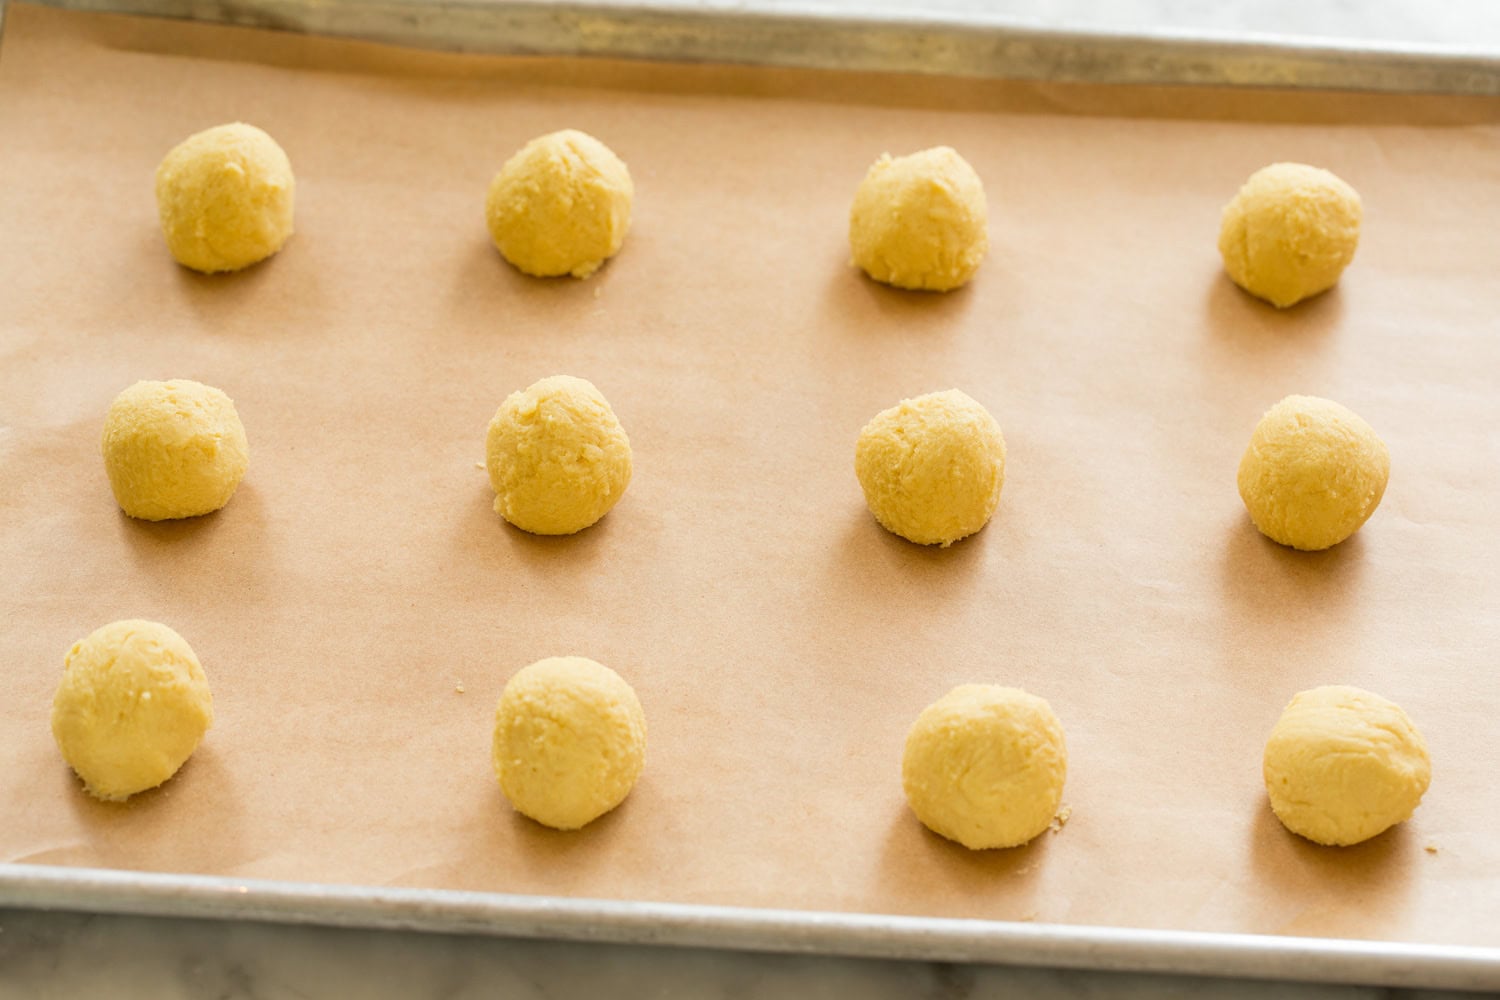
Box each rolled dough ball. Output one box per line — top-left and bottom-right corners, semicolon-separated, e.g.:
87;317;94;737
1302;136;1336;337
1218;162;1362;308
848;146;988;292
51;620;214;801
485;375;632;535
102;379;250;521
855;389;1006;546
492;656;647;830
485;129;633;278
155;122;295;273
1237;395;1388;551
902;685;1067;850
1264;685;1430;846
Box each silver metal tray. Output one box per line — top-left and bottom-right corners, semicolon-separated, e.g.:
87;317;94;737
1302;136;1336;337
2;0;1498;990
5;864;1500;990
17;0;1500;94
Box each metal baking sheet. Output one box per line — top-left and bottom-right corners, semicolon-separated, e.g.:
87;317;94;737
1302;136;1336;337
2;0;1499;992
5;864;1500;990
20;0;1500;94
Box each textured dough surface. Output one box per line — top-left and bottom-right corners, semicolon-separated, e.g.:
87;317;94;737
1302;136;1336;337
855;389;1006;546
848;146;988;292
486;375;633;535
902;685;1067;850
1237;394;1389;551
155;122;295;273
101;379;250;521
492;656;647;830
50;620;214;802
1264;685;1430;846
485;129;633;278
1218;162;1361;308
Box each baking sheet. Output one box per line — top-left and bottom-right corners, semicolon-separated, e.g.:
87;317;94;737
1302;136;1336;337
2;0;1499;953
28;0;1500;96
8;867;1500;991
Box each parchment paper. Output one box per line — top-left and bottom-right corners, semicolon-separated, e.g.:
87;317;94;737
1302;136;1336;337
3;2;1499;947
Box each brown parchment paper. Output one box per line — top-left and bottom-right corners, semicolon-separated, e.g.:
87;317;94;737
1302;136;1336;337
3;2;1499;948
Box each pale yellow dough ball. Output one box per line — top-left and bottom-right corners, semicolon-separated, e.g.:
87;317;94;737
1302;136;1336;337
101;379;250;521
51;620;214;802
485;129;633;279
1264;685;1430;846
155;122;295;273
855;389;1006;546
492;656;647;830
486;375;633;535
848;146;988;292
903;685;1067;850
1218;162;1362;308
1237;395;1388;551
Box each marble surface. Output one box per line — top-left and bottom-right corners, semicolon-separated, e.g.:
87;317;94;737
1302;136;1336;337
0;908;1486;999
4;2;1498;998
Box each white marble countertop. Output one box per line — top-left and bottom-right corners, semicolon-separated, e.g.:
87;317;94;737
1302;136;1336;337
4;2;1497;997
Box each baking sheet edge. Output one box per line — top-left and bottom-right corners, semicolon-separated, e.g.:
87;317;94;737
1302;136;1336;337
3;865;1498;991
19;0;1500;94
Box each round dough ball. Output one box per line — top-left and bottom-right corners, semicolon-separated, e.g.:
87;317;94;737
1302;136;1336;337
485;375;633;535
1264;685;1430;846
102;379;250;521
1237;395;1388;551
485;129;633;279
1218;162;1362;308
848;146;988;292
855;389;1006;546
902;685;1067;850
156;122;295;273
51;620;214;801
492;656;647;830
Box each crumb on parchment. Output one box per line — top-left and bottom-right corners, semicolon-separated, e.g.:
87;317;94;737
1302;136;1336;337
1049;805;1072;834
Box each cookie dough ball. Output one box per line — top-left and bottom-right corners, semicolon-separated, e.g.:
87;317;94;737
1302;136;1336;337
1237;395;1388;551
903;685;1067;850
51;620;214;801
849;146;988;292
855;389;1006;546
156;122;295;273
485;129;633;279
486;375;632;535
492;656;647;830
1218;163;1362;308
102;379;250;521
1264;685;1430;846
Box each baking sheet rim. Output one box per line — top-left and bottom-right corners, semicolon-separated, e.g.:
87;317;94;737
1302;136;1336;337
17;0;1500;94
3;865;1498;990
